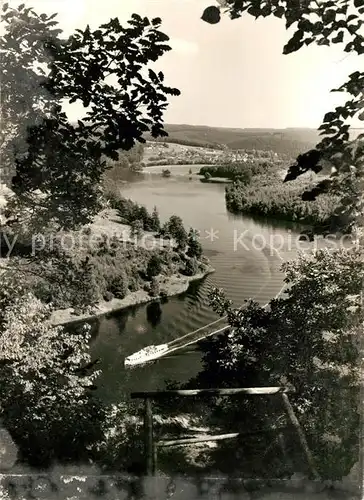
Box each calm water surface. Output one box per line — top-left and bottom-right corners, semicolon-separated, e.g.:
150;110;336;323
91;166;307;403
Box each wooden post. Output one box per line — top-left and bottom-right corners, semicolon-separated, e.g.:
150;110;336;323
281;393;321;480
144;398;155;476
153;441;158;473
132;387;291;399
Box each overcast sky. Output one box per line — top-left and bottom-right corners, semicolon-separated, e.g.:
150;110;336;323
10;0;361;129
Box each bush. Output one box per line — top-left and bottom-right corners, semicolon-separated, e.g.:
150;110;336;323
187;229;202;259
164;215;188;249
162;169;171;177
108;272;129;299
199;161;271;182
103;188;123;210
0;294;103;467
10;208;200;316
94;402;144;472
103;291;114;302
183;258;199;277
128;275;140;292
103;192;160;233
225;175;339;227
149;277;160;297
149;206;161;232
34;236;151;310
33;247;100;312
130;219;144;239
147;254;163;279
137;206;150;228
31;280;54;304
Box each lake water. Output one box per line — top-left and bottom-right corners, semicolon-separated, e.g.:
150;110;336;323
91;166;308;403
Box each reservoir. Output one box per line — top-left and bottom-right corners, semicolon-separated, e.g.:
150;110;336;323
91;166;306;402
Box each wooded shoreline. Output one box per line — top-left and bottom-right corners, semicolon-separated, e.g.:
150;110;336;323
51;266;215;326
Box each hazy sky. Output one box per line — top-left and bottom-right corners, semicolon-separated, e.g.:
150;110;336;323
9;0;361;129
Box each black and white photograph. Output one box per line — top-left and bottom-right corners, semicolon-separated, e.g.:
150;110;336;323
0;0;363;498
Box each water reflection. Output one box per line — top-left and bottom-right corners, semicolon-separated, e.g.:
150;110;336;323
106;310;128;333
146;301;162;328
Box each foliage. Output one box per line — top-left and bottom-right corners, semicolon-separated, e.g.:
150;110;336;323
163;215;188;249
94;403;206;475
55;255;98;308
182;248;361;479
199;160;277;181
187;228;203;259
103;144;145;183
0;292;103;466
225;175;341;228
103;290;114;301
130;219;144;239
183;257;200;276
86;239;159;303
1;4;180;230
147;254;163;278
4;231;189;312
94;402;145;472
201;5;221;24
104;192;160;232
150;206;161;232
162;168;171;177
20;239;100;313
149;276;161;297
201;0;364;233
0;265;28;330
107;270;129;299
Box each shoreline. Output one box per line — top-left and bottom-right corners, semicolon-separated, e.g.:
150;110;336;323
51;267;215;327
199;176;232;184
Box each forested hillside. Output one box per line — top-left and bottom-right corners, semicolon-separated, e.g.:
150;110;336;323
147;124;364;157
146;124;318;156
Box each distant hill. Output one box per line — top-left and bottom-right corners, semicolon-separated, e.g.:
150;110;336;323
147;124;364;158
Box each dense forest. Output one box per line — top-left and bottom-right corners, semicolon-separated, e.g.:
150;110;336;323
199;160;280;181
146;124;320;156
199;158;339;228
225;175;340;227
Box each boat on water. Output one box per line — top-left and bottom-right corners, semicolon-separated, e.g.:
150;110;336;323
124;344;169;367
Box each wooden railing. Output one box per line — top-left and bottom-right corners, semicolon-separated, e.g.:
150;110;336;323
130;386;321;480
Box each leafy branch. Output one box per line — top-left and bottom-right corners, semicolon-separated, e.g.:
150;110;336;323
1;6;180;230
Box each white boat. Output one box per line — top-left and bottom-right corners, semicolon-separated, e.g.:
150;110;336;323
124;344;169;366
